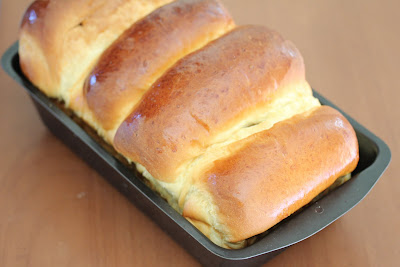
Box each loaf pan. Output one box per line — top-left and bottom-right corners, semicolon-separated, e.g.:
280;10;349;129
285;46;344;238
2;42;391;266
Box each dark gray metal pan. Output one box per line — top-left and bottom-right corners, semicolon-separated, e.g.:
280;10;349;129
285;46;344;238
2;42;391;266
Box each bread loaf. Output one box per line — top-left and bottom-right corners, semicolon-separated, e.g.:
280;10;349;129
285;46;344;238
19;0;359;249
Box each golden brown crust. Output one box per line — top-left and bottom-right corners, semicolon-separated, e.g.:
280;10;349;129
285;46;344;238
114;25;307;182
21;1;50;29
82;0;234;136
183;106;359;244
19;0;173;99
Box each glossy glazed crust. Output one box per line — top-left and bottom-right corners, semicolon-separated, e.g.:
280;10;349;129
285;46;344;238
114;25;307;182
19;0;173;100
182;106;359;246
81;0;234;143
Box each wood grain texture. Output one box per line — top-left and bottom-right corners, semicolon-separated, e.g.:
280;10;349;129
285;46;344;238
0;0;398;266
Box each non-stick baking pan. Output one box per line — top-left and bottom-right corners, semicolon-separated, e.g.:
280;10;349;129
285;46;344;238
2;42;391;266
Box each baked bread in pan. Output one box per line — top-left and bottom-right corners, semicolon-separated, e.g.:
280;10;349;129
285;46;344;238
19;0;359;248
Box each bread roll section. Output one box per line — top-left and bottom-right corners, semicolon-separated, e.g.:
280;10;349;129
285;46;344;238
79;0;235;143
181;106;359;248
19;0;173;100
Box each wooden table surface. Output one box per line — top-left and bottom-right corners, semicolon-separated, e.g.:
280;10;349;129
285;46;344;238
1;0;399;266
